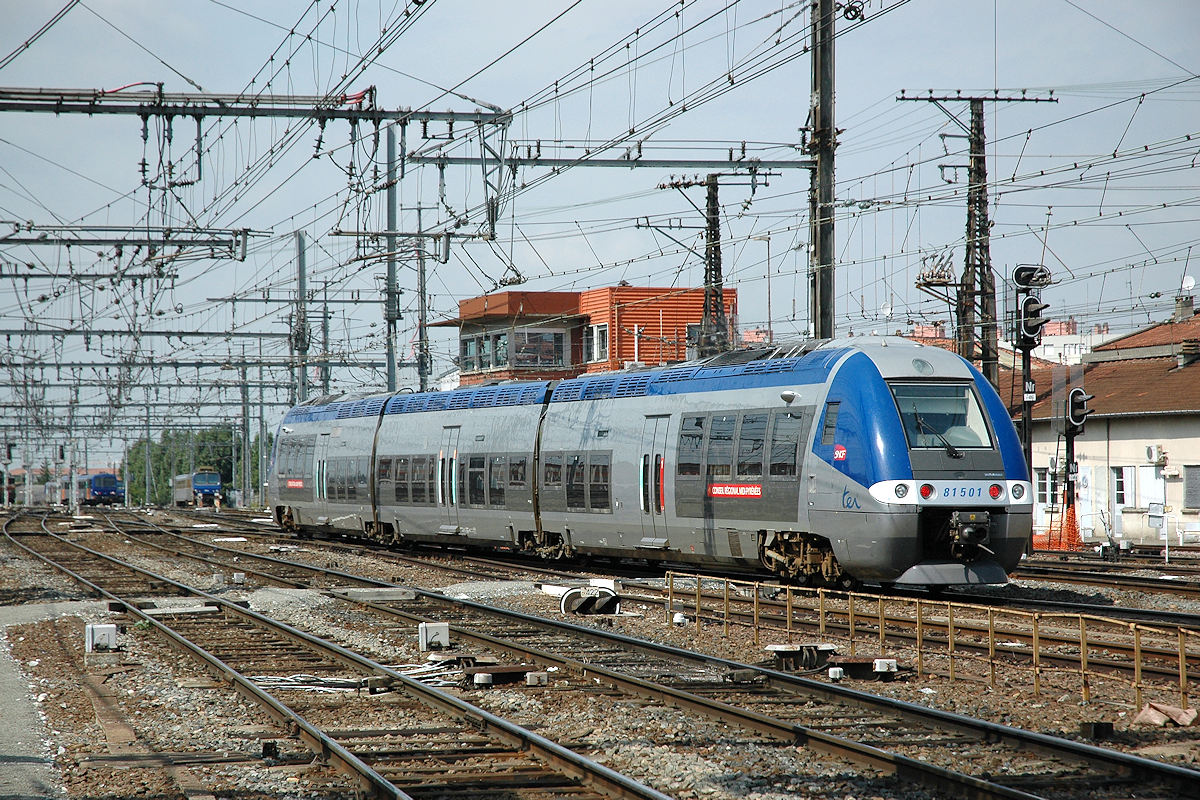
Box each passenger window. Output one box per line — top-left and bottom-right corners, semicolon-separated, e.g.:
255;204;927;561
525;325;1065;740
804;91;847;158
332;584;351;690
394;457;410;503
378;457;392;483
706;414;736;479
489;456;507;507
411;457;427;503
468;457;486;505
425;458;437;504
509;457;527;487
770;412;806;477
736;413;767;478
677;416;705;476
544;454;563;488
821;402;840;446
588;454;611;511
566;455;587;510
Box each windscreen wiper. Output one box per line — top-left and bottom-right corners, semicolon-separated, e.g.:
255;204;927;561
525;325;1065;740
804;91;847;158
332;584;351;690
913;410;964;459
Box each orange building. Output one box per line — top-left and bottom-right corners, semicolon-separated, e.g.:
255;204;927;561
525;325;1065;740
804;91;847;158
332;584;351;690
434;286;737;386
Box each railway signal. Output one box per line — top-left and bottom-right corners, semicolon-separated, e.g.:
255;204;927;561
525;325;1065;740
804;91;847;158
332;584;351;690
1066;386;1094;435
1018;294;1050;348
1012;264;1052;289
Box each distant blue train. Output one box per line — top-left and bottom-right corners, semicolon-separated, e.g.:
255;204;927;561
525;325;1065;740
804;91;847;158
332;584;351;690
43;473;125;506
84;472;125;505
173;468;222;507
268;337;1033;587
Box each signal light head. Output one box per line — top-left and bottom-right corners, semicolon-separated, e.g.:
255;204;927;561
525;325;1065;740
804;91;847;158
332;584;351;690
1019;294;1050;345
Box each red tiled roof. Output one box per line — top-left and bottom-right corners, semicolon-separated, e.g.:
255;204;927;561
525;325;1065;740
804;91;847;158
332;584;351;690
1093;309;1200;350
999;357;1200;419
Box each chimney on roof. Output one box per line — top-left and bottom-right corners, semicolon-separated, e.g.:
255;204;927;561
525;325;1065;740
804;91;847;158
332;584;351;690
1179;339;1200;369
1174;295;1194;322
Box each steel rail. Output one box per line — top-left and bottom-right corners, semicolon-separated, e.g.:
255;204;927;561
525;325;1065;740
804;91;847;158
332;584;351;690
8;514;675;800
1;513;410;800
104;517;1200;799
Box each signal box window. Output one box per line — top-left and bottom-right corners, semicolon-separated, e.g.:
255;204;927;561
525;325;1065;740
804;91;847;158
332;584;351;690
584;324;609;363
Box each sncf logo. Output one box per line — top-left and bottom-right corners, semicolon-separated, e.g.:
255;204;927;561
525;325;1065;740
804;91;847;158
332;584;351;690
833;444;847;461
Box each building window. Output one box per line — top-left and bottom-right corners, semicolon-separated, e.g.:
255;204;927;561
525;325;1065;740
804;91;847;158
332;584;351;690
584;323;609;363
1111;467;1126;506
1184;466;1200;510
1035;468;1058;507
513;330;567;368
460;337;478;372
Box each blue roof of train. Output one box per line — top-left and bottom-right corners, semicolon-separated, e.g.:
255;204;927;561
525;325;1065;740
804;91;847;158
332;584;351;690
282;346;852;423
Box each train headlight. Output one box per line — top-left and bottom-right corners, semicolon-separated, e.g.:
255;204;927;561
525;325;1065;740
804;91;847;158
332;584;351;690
1012;483;1025;500
894;483;909;499
919;483;934;500
989;483;1003;500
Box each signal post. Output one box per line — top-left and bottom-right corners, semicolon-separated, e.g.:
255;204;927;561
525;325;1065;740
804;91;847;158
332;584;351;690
1012;265;1051;476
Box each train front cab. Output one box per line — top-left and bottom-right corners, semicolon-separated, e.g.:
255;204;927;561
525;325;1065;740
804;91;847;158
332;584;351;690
810;348;1032;587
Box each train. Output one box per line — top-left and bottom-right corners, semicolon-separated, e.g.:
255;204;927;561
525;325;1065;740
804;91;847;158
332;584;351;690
81;472;125;505
266;337;1033;587
17;472;125;506
173;468;223;507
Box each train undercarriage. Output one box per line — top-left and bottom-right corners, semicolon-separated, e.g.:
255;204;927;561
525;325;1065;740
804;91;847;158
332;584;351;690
759;530;855;589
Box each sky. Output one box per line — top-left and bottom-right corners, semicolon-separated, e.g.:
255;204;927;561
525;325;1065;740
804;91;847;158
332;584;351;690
0;0;1197;468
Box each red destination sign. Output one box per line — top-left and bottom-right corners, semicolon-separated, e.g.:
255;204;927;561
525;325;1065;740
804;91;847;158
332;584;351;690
707;483;762;498
285;479;305;489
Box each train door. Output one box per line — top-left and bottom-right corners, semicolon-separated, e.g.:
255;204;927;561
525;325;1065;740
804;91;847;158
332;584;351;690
638;415;671;547
314;433;330;502
440;426;461;532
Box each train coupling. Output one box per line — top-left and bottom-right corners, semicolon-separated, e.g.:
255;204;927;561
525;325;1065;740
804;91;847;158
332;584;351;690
949;510;991;546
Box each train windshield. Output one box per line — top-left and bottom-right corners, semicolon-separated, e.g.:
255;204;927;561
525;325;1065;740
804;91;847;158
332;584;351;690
196;472;221;485
890;383;992;451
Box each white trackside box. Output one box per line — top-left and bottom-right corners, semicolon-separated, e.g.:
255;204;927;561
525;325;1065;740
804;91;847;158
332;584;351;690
418;621;450;651
85;623;119;652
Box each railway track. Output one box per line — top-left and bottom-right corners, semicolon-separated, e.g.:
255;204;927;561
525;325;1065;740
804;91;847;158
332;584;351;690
3;512;675;800
83;509;1200;711
37;510;1200;799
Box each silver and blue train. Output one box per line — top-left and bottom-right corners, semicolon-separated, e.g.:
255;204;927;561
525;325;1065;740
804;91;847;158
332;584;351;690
173;469;223;507
267;337;1032;587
